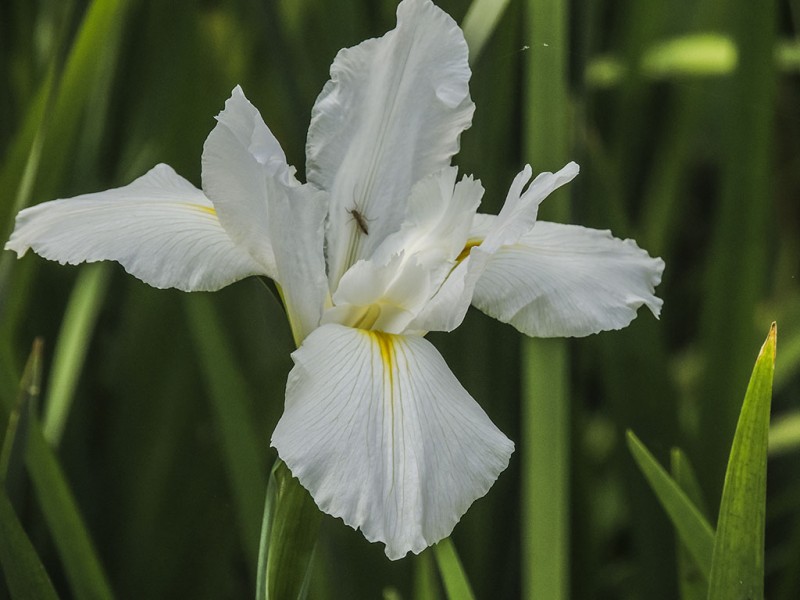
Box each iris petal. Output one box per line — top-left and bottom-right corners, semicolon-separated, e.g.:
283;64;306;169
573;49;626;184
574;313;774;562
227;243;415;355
472;218;665;337
202;86;297;276
306;0;475;285
271;323;514;560
5;164;267;291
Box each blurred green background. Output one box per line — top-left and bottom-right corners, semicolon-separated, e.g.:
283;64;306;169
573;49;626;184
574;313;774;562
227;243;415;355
0;0;798;598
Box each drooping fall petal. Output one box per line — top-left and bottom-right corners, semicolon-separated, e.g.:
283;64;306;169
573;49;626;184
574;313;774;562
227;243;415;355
471;218;665;337
5;164;268;291
271;323;514;560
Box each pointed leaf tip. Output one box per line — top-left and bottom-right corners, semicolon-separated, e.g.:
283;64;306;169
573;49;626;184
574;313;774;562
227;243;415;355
707;322;777;600
761;322;777;364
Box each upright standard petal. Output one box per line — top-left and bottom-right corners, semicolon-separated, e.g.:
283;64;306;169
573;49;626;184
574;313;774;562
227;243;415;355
371;167;482;274
306;0;475;284
264;181;330;345
201;86;297;276
323;168;484;335
271;324;514;560
472;218;665;337
5;164;268;291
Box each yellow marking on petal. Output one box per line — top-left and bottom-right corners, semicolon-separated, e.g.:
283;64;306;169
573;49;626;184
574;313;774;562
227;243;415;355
456;238;483;264
353;304;381;330
369;331;397;486
368;330;396;384
189;203;217;216
367;329;397;421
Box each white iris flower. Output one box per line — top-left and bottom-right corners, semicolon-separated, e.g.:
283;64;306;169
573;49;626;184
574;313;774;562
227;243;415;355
5;0;664;559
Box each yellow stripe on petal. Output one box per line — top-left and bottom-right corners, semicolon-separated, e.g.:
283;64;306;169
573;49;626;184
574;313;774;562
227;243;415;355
189;203;217;216
369;330;396;388
456;238;483;264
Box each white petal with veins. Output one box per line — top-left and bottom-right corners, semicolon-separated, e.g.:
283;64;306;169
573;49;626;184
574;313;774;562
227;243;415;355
5;164;267;291
202;86;297;276
265;181;330;345
472;218;665;337
271;323;514;560
409;163;579;334
307;0;475;285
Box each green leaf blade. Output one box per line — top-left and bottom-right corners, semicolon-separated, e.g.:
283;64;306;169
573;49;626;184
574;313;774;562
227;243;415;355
257;460;321;600
626;431;715;578
0;341;58;599
670;449;709;600
0;490;59;600
462;0;511;63
43;262;111;445
26;417;115;600
433;538;476;600
707;323;776;600
185;293;267;574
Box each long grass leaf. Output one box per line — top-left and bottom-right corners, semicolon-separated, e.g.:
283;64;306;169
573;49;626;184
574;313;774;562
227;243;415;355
696;0;776;506
0;489;59;600
25;412;114;599
31;0;130;198
433;538;476;600
707;323;776;600
670;449;709;600
0;342;57;598
521;0;571;596
257;460;321;600
1;339;43;481
522;339;569;599
626;431;715;579
462;0;511;63
413;551;441;600
0;0;130;212
185;293;267;573
42;263;110;445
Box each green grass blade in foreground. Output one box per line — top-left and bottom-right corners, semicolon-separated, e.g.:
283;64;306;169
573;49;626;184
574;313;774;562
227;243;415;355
433;538;476;600
522;339;569;600
32;0;130;199
626;431;715;579
0;0;130;215
1;339;43;480
186;294;266;573
18;336;113;599
43;263;110;445
0;340;58;598
0;489;59;600
461;0;511;62
670;449;709;600
522;0;571;595
26;412;114;600
707;323;776;600
257;460;321;600
696;0;775;506
1;0;129;396
414;550;441;600
0;70;55;304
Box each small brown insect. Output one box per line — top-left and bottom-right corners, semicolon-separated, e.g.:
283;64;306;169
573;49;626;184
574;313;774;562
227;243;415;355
348;207;370;235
